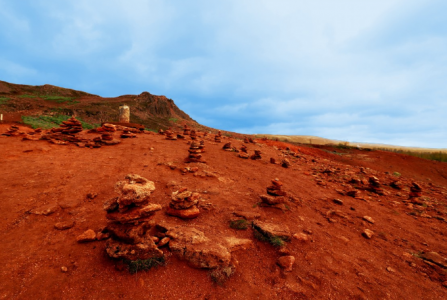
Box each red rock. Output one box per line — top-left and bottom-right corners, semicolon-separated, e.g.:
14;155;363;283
166;206;200;219
54;220;75;230
277;256;295;271
362;229;374;239
77;229;96;243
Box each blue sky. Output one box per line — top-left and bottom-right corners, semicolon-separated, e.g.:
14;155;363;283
1;0;446;148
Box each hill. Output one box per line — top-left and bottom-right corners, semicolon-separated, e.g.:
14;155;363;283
0;80;200;132
0;122;446;299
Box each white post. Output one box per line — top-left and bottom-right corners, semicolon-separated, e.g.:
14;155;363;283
0;114;3;121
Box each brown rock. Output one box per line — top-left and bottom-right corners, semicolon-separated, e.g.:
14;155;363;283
116;174;156;208
363;216;375;224
54;220;75;230
362;229;374;239
420;252;447;268
293;233;309;242
61;266;68;273
277;256;295;271
30;203;59;215
252;220;291;241
166;206;200;219
77;229;97;243
158;237;170;247
105;238;163;261
106;204;162;223
333;199;344;205
260;194;285;205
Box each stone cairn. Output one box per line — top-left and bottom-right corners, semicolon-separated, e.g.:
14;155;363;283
121;129;136;139
40;117;86;145
53;116;83;135
190;130;197;140
238;145;249;158
104;174;163;261
260;179;286;207
166;187;200;219
409;182;422;199
198;140;205;153
270;158;277;164
215;131;222;143
250;150;262;160
281;158;291;168
165;128;177;140
158;129;165;135
183;125;191;136
185;141;205;163
368;176;384;195
1;125;21;137
222;142;233;151
244;137;249;143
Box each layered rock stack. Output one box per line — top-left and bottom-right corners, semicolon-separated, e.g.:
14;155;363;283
270;158;277;164
104;174;163;261
166;188;200;219
165;129;177;140
368;176;384;195
52;117;83;135
250;150;262;160
121;129;136;138
1;125;22;136
158;129;165;135
240;145;248;153
409;182;422;198
183;125;191;136
101;132;114;141
260;179;286;207
222;142;233;151
177;133;185;139
185;141;205;163
190;130;197;140
198;140;205;152
215;131;222;143
244;137;249;143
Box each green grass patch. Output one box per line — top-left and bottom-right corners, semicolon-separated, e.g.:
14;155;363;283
392;172;401;177
126;256;165;274
209;266;234;285
0;97;9;105
229;219;248;230
19;94;37;98
253;229;286;247
41;95;79;105
22;115;99;129
168;117;178;123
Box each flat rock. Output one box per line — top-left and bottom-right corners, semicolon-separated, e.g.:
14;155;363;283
232;211;261;220
116;174;156;207
166;206;200;219
362;229;374;239
54;220;75;230
420;252;447;268
277;256;295;271
222;237;253;252
252;220;291;241
333;199;344;205
363;216;375;224
293;233;309;242
260;194;284;205
106;204;161;223
30;203;59;216
58;198;81;209
77;229;96;243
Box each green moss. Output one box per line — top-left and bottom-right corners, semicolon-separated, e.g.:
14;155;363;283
229;219;248;230
126;256;165;274
19;94;37;98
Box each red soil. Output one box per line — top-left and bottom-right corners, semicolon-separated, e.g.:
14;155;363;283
1;124;446;299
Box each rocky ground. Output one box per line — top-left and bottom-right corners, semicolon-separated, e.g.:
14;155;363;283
1;122;447;300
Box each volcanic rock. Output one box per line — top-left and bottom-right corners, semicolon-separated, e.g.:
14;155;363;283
362;229;374;239
54;220;75;230
77;229;96;243
215;131;222;143
281;158;291;168
165;128;177;140
185;141;205;163
190;130;197;140
222;142;233;151
252;220;291;241
166;188;200;219
183;125;191;136
409;182;422;198
277;256;295;272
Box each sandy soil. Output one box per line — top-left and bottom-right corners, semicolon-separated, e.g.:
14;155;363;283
1;124;446;299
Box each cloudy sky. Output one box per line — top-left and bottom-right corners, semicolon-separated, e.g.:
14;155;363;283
1;0;446;148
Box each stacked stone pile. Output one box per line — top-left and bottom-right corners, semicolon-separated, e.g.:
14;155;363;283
183;125;191;135
240;145;248;153
177;134;185;139
41;117;86;144
2;125;26;137
51;117;83;135
166;188;200;219
270;158;277;164
215;131;222;143
368;176;384;195
244;137;249;143
165;129;177;140
121;129;137;138
185;141;205;163
409;182;422;198
158;129;164;135
250;150;262;160
222;142;233;151
260;179;286;206
190;130;197;140
101;132;114;141
198;140;205;152
104;174;163;261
